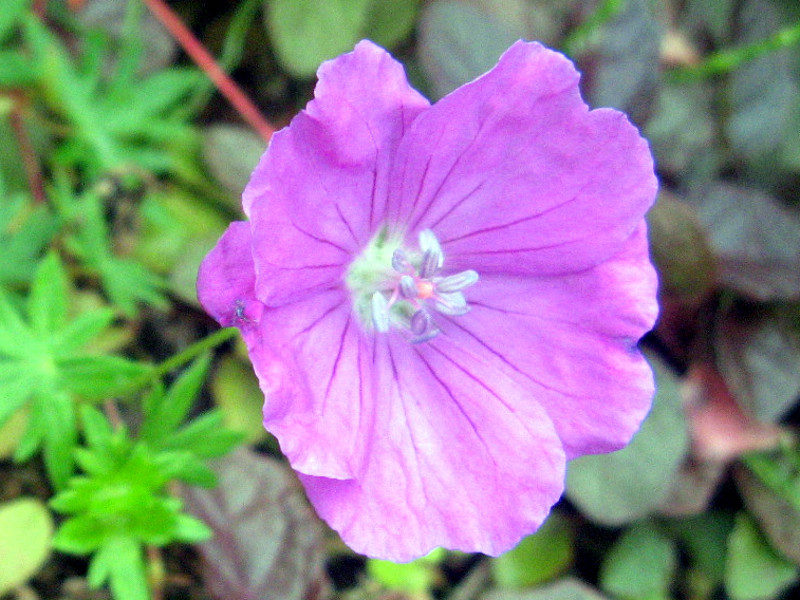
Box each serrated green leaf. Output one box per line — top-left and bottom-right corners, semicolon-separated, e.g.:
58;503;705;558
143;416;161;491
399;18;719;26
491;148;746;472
106;537;149;600
39;390;77;490
79;404;114;449
59;355;153;399
51;308;115;356
0;204;60;286
265;0;372;77
600;522;677;600
0;497;54;596
0;288;38;358
13;398;46;463
141;355;210;443
725;512;799;600
28;253;69;335
167;411;243;458
0;0;28;44
0;362;37;427
52;514;106;554
173;513;212;543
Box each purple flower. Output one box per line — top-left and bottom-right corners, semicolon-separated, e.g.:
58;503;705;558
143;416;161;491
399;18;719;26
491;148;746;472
197;40;658;561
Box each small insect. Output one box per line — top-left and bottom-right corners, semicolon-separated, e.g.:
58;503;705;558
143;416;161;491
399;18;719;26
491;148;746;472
234;299;252;323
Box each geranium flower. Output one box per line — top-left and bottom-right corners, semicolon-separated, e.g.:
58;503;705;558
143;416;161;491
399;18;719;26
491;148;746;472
197;40;658;561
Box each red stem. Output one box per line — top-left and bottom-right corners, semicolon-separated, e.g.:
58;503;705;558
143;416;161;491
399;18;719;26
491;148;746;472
9;100;47;205
33;0;47;17
142;0;275;143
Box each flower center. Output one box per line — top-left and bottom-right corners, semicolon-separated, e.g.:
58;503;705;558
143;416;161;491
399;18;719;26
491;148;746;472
345;228;478;343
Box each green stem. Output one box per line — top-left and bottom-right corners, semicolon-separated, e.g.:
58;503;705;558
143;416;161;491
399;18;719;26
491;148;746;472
669;20;800;82
125;327;239;395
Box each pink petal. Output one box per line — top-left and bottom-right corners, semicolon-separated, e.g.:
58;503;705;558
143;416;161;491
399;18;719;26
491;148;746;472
385;41;656;276
244;41;430;306
243;288;375;480
196;221;263;327
300;334;566;562
440;225;658;459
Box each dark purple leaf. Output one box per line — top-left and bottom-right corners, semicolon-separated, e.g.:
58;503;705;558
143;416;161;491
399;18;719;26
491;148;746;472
417;0;518;100
726;0;799;161
576;0;662;126
688;183;800;301
715;304;800;423
180;449;329;600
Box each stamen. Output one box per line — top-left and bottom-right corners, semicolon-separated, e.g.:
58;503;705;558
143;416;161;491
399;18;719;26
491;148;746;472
371;292;390;332
432;292;470;316
435;269;479;293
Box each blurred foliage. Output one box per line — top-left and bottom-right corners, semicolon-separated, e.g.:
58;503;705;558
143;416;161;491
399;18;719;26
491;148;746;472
1;1;800;600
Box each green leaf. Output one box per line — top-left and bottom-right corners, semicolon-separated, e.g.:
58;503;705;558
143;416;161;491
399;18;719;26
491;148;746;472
202;124;266;201
166;411;242;458
0;362;37;427
0;202;60;286
265;0;372;77
665;512;734;589
52;514;106;554
39;390;77;490
566;352;690;525
368;548;445;593
211;355;269;444
0;288;38;358
0;49;35;87
173;513;212;544
58;355;153;399
95;537;149;600
725;512;799;600
27;253;69;335
0;498;54;596
365;0;421;48
141;355;210;443
0;0;28;44
52;308;116;356
491;511;574;589
79;404;114;449
600;522;677;600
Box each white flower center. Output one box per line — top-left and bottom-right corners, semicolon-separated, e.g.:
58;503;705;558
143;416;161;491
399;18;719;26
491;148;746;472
345;228;478;343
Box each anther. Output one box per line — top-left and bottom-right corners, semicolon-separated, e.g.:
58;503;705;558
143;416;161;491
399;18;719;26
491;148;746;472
399;275;418;298
391;249;413;274
410;309;433;336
